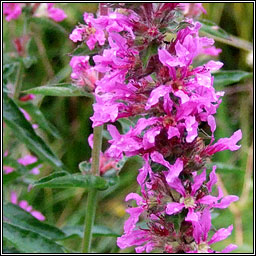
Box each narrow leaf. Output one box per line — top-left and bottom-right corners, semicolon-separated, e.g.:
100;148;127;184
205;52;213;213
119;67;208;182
3;203;65;240
23;83;94;98
33;171;108;190
199;19;253;51
207;162;243;172
3;172;21;185
30;17;68;35
3;222;65;253
62;225;119;239
18;102;61;139
213;71;252;87
3;93;67;172
199;19;230;40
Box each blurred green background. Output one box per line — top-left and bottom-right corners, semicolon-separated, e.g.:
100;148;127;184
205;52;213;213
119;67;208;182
3;3;253;253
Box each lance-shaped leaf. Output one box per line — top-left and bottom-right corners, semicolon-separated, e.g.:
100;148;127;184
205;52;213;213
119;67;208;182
23;83;94;98
199;19;253;51
199;19;230;40
3;222;65;253
18;101;61;139
62;225;119;239
30;17;68;35
3;203;65;240
207;162;243;172
213;71;252;87
3;93;67;172
33;171;108;190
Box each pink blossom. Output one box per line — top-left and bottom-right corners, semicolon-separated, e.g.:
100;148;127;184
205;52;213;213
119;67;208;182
47;3;67;22
181;3;207;18
3;3;23;22
205;129;242;155
70;56;97;89
18;155;41;175
188;208;237;253
3;166;14;174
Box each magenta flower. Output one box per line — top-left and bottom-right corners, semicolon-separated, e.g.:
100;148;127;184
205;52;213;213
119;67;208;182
3;3;23;22
205;129;242;155
3;166;14;174
187;208;237;253
70;12;106;50
47;3;67;22
18;155;42;175
181;3;207;18
166;167;238;222
70;56;97;89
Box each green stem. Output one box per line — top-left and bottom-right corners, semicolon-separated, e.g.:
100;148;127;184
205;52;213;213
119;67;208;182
200;30;253;51
13;62;23;99
81;125;103;253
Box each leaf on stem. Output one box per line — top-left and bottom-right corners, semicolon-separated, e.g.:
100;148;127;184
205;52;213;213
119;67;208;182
23;83;94;98
18;101;61;139
213;71;252;87
33;171;108;190
3;222;65;253
62;225;119;239
3;203;65;240
3;93;68;172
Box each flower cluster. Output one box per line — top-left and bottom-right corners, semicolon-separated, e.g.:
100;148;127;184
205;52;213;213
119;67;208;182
70;3;242;253
3;3;67;22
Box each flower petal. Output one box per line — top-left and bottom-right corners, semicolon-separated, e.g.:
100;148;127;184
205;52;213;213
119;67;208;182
220;244;238;253
125;193;143;206
206;165;217;192
191;169;206;195
214;195;239;209
185;208;199;222
208;225;233;245
166;202;184;215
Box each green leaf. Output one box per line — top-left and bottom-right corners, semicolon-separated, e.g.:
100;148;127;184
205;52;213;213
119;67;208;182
33;171;108;190
199;19;230;40
207;162;243;172
3;93;67;172
23;83;94;98
30;17;68;35
141;42;158;69
199;19;253;51
213;71;252;87
18;102;61;139
3;172;21;185
3;222;65;253
103;169;120;186
3;203;65;240
62;225;119;239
